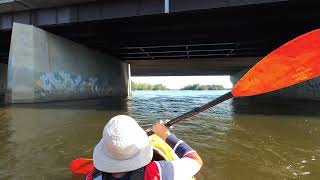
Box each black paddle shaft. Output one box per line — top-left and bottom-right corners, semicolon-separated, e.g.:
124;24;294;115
165;91;233;127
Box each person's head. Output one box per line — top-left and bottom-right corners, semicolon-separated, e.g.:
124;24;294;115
93;115;153;173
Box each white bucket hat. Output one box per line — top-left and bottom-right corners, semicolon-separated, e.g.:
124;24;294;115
93;115;153;173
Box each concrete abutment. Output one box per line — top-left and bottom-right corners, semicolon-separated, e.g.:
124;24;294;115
231;68;320;101
6;23;131;103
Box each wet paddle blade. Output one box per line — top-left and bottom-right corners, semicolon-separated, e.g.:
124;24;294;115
232;29;320;97
70;158;94;175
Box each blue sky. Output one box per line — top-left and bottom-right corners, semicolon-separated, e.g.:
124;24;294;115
131;76;233;89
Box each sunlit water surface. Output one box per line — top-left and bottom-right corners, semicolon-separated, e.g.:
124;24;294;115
0;90;319;179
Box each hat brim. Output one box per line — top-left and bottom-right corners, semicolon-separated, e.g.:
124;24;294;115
93;139;153;173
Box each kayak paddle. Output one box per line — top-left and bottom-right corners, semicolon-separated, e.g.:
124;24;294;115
70;29;320;175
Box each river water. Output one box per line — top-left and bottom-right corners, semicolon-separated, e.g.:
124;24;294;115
0;90;319;179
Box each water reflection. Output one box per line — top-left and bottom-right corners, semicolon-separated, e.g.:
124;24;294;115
232;97;320;116
12;97;131;111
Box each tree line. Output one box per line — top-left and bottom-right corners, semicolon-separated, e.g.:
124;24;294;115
132;82;227;90
180;84;226;90
131;82;168;90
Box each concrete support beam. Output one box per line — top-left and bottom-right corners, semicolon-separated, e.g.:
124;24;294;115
231;68;320;101
0;0;96;13
0;0;164;30
7;22;130;103
0;0;291;30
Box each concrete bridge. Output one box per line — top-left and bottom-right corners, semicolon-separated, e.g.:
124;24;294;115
0;0;319;103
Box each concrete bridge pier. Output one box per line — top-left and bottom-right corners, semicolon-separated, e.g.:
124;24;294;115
231;68;320;101
6;23;131;103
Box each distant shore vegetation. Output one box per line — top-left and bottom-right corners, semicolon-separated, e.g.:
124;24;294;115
132;82;168;90
180;84;227;90
132;82;228;90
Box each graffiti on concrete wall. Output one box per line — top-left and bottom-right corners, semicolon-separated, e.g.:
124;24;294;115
35;71;111;97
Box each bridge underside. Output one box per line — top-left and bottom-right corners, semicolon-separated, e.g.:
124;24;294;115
128;57;261;76
1;1;320;76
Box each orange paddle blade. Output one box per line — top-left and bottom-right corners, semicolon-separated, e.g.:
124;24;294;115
232;29;320;97
70;158;94;175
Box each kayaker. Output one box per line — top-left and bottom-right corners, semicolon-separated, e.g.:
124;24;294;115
86;115;203;180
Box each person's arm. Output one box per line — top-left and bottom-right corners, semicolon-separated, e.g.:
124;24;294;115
151;121;203;179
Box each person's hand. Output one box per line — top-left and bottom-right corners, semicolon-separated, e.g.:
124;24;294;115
151;120;171;140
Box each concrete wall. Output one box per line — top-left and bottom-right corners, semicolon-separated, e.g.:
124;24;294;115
231;68;320;101
7;22;130;103
0;63;7;96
